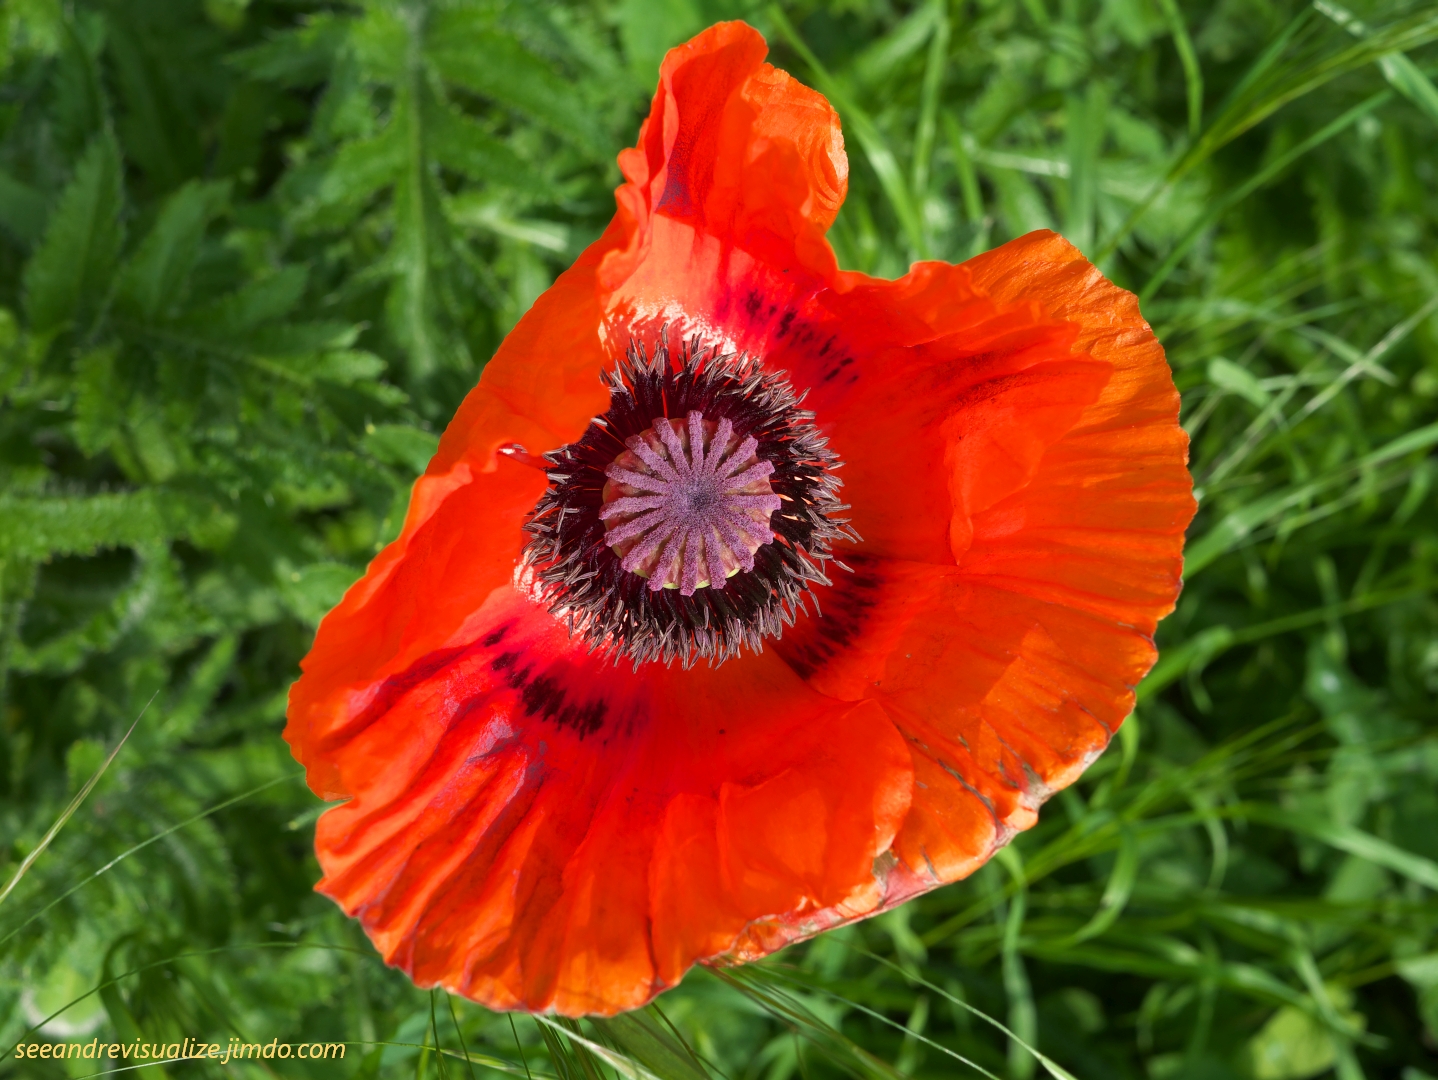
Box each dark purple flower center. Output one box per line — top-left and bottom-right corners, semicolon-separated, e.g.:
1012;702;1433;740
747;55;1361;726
519;333;855;667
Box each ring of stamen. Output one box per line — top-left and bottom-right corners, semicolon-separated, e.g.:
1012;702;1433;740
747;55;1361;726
519;333;857;667
599;411;782;595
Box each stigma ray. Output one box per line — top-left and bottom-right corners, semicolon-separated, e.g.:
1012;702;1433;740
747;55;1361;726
599;411;781;595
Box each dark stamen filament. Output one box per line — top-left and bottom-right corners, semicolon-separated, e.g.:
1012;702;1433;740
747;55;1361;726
519;332;856;667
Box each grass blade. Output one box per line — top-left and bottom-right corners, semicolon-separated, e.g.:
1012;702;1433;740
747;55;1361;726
767;4;929;259
0;772;302;951
1157;0;1204;135
0;694;152;910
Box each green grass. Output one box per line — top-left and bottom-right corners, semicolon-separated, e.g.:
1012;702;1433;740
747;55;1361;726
2;0;1437;1077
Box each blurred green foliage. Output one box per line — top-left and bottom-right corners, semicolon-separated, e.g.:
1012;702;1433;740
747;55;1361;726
1;0;1437;1077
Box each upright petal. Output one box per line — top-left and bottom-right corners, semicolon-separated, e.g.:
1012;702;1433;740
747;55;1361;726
598;21;847;354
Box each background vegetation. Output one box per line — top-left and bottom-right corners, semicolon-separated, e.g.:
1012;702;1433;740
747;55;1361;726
2;0;1437;1076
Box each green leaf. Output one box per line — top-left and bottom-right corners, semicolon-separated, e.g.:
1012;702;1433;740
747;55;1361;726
1397;954;1438;988
231;13;347;85
1063;82;1108;252
349;3;408;83
1208;357;1272;408
429;100;541;189
311;349;387;384
427;16;606;157
103;13;205;191
279;562;360;626
182;266;309;337
0;490;210;560
448;194;570;251
362;423;438;474
72;345;125;455
616;0;703;81
245;320;358;358
1157;0;1203;135
163;634;238;740
0;168;47;245
1378;53;1438;125
117;179;230;320
22;134;124;336
1065;826;1140;943
304;123;406;225
848;1;941;89
384;78;446;382
1247;986;1364;1080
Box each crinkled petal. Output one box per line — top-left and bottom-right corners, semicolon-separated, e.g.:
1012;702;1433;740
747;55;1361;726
597;22;846;356
759;231;1194;948
307;587;911;1015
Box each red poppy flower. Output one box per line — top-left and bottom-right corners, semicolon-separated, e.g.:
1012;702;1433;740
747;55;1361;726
284;21;1195;1016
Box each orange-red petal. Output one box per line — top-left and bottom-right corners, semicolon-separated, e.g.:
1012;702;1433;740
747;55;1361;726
307;586;911;1015
767;232;1195;939
597;22;846;357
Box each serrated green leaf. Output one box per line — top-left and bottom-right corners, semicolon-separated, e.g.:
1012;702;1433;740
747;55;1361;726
0;168;46;245
304;122;405;224
385;82;444;381
102;10;211;192
230;13;347;85
182;265;309;337
117;179;230;321
0;490;210;560
362;423;438;474
427;16;605;157
22;134;124;336
162;634;237;740
429;100;540;189
48;11;108;161
349;3;407;83
72;345;124;455
247;321;358;358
